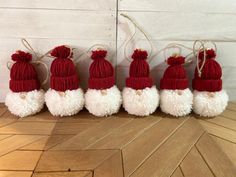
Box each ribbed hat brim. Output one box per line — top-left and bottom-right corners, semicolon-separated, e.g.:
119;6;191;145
88;76;115;89
10;79;40;92
126;77;153;90
192;79;222;92
51;74;79;92
160;78;188;90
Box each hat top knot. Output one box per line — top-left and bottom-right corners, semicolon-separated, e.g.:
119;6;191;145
11;50;32;62
51;45;72;58
91;50;107;60
131;49;148;60
167;55;185;66
198;48;216;60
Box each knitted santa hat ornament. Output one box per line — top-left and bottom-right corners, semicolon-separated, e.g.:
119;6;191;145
85;49;122;117
192;49;228;117
45;45;84;116
5;51;45;117
160;55;193;116
122;49;159;116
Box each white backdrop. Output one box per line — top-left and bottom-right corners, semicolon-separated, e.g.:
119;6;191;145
0;0;236;102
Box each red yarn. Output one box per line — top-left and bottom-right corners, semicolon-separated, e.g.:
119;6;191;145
131;49;148;60
89;50;115;89
198;49;216;60
91;50;107;60
10;51;40;92
167;56;185;66
193;49;222;92
51;58;77;77
130;49;150;78
160;56;188;90
126;49;153;90
11;50;32;62
50;45;79;92
51;45;72;58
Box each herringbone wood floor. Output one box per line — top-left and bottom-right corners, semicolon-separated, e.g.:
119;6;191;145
0;103;236;177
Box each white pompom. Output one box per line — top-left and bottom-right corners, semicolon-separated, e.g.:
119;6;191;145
85;86;122;117
122;86;159;116
160;88;193;117
45;88;84;116
5;89;45;117
193;90;228;117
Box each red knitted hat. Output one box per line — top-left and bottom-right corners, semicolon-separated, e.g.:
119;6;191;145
126;49;153;90
160;55;188;90
88;50;115;89
9;51;40;92
192;49;222;92
50;45;79;92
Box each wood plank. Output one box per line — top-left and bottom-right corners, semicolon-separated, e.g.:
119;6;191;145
0;0;116;10
0;9;116;40
171;168;184;177
206;116;236;131
35;150;117;172
20;135;73;150
17;109;101;123
93;151;123;177
211;135;236;166
51;123;94;135
180;146;214;177
32;171;92;177
0;118;17;128
0;150;41;170
0;135;43;156
130;118;204;177
0;134;12;141
227;102;236;112
0;106;7;117
58;110;103;123
18;109;58;122
52;118;132;150
222;109;236;120
0;121;56;135
119;0;236;13
88;117;161;149
58;117;102;123
196;133;236;177
122;117;187;176
199;120;236;143
0;171;32;177
0;110;19;119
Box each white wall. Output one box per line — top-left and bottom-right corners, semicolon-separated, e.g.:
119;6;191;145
0;0;235;102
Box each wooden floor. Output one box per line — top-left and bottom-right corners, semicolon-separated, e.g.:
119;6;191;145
0;103;236;177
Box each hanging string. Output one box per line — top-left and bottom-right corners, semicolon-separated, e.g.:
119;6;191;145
163;44;182;61
120;13;154;63
34;60;49;86
21;38;53;61
22;38;50;86
193;40;217;77
86;44;110;54
72;43;113;65
149;42;195;65
164;43;194;65
6;61;12;71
